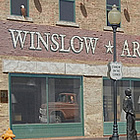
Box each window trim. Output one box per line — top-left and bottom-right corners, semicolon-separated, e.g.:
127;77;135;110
56;20;79;28
7;15;33;22
103;26;124;33
9;73;84;139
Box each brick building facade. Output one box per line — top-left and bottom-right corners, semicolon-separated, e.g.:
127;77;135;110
0;0;140;139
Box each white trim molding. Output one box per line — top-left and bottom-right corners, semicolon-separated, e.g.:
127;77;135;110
7;15;33;23
3;59;140;78
56;21;79;28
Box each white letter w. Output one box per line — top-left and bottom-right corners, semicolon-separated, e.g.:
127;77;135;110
9;29;29;49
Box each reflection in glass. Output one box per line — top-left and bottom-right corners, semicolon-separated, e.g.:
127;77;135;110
47;78;81;123
103;79;129;122
11;77;46;124
11;75;82;125
131;81;140;121
103;79;140;122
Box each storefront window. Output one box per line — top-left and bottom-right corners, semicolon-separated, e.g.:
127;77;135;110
11;77;46;124
131;81;140;121
103;78;140;122
10;74;82;125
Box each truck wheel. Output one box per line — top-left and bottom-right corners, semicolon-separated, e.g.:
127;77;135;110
55;115;62;123
50;112;63;123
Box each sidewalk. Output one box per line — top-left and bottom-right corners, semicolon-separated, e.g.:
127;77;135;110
17;135;140;140
44;136;140;140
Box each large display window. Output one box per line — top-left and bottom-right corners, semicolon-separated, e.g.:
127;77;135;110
40;77;81;123
103;78;140;135
9;74;84;138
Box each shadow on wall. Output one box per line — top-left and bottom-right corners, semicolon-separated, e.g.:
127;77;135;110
124;9;130;22
124;1;130;22
80;3;87;18
34;0;42;13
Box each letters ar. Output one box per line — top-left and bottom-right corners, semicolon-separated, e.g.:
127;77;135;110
121;40;140;58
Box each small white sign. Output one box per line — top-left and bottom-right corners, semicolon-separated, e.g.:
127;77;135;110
108;62;123;80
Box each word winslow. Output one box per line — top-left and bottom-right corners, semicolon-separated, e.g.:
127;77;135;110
8;29;99;54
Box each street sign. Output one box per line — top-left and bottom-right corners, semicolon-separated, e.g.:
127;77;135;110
107;62;123;80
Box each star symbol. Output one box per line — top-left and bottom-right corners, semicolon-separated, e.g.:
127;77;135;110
105;41;114;54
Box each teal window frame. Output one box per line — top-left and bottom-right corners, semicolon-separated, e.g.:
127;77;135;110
9;73;84;139
106;0;121;27
59;0;75;22
10;0;29;17
103;77;140;135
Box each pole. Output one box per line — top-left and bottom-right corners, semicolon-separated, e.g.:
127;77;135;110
112;25;117;62
111;25;119;140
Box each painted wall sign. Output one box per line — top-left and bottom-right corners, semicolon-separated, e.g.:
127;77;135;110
0;21;140;64
8;29;99;55
8;29;140;58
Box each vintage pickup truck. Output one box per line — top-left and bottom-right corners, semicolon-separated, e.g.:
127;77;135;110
39;93;80;123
